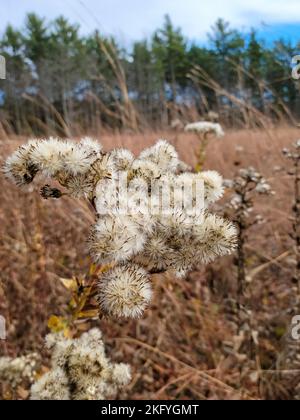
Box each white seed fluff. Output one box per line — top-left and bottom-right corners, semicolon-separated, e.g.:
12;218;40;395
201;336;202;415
184;121;225;138
89;215;146;264
30;329;131;400
139;139;179;173
98;264;152;318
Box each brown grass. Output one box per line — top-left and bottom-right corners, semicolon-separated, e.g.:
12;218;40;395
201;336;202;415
0;126;299;400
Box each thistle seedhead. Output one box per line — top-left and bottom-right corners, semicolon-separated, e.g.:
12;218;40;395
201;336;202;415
98;264;152;318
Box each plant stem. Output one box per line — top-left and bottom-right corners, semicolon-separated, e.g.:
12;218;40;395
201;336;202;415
237;216;246;298
293;157;300;310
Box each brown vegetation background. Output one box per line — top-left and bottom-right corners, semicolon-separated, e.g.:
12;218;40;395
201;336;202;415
0;126;299;399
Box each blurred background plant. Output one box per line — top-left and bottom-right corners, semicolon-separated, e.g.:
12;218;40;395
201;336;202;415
184;121;225;172
225;167;274;297
282;141;300;311
274;141;300;400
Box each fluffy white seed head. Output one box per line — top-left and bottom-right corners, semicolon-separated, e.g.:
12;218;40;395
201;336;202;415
167;249;193;279
98;264;152;318
110;148;134;171
3;137;104;192
29;138;71;176
79;137;103;155
159;210;197;238
61;145;96;175
89;152;117;183
196;171;224;204
30;137;97;176
139;139;179;173
131;159;161;183
89;215;146;264
3;140;38;186
95;178;127;215
111;363;132;386
185;121;225;138
30;368;70;400
173;171;223;207
63;173;94;198
133;233;173;272
191;214;238;264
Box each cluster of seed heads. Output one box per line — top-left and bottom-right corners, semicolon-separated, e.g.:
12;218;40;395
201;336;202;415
0;353;40;388
282;139;300;162
30;329;131;400
224;167;274;297
225;167;274;221
4;137;237;318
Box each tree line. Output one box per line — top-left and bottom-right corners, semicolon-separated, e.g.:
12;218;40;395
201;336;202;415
0;13;299;136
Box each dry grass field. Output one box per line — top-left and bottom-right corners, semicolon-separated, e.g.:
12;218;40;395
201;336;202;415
0;126;299;400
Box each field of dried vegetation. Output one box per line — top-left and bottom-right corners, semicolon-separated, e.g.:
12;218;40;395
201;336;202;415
0;126;300;400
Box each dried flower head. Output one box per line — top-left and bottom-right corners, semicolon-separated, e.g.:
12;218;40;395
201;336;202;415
0;353;40;388
89;215;146;264
98;264;152;318
110;148;134;171
184;121;225;138
139;139;179;173
3;140;38;186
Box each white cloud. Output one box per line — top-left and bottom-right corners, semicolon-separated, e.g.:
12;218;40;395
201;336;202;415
0;0;299;42
236;0;300;22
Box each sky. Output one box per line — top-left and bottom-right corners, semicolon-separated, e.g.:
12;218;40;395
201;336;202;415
1;0;300;45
